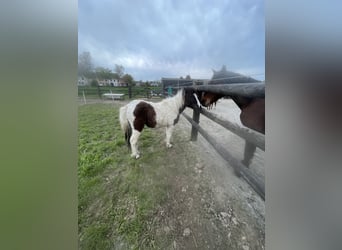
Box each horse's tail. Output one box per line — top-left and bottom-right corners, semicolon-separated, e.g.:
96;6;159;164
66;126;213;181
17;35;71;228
119;105;132;147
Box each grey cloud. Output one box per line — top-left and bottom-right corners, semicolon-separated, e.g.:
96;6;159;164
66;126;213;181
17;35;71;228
79;0;264;80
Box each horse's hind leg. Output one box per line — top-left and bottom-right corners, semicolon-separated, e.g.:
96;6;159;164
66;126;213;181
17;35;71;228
130;129;141;159
165;126;174;148
125;123;132;148
241;141;256;167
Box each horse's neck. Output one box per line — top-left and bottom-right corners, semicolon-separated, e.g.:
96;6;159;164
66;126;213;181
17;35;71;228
231;96;251;110
160;93;183;111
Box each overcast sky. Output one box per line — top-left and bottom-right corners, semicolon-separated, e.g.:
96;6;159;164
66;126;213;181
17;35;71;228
78;0;264;81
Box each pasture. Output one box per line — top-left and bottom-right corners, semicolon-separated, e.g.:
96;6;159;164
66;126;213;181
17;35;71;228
78;101;264;249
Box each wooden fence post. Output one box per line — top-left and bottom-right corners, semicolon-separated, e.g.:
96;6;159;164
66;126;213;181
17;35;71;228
128;85;132;99
82;90;86;104
190;107;200;141
97;85;101;99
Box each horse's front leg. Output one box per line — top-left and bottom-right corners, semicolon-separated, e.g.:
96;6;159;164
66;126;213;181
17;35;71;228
130;129;141;159
165;125;174;148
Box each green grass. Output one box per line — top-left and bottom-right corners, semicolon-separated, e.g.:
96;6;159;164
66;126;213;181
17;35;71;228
78;103;178;249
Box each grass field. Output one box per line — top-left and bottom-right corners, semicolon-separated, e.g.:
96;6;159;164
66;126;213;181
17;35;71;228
78;102;265;249
78;103;196;249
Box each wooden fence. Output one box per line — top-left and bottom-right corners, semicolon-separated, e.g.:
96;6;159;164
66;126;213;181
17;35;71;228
78;85;162;99
183;83;265;200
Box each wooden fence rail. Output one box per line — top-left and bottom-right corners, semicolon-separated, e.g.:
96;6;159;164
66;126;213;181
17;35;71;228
188;83;265;98
200;109;265;151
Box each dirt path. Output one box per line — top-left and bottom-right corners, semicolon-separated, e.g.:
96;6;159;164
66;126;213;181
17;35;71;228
151;99;265;249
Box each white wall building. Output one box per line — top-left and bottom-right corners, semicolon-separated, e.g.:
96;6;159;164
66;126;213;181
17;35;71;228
78;76;89;86
98;79;120;86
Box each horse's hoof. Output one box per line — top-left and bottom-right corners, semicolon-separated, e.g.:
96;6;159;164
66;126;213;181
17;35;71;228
241;160;250;168
234;169;242;178
166;143;173;148
131;154;140;159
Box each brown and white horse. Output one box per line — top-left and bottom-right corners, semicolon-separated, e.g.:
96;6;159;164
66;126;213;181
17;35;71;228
198;91;265;166
119;88;201;158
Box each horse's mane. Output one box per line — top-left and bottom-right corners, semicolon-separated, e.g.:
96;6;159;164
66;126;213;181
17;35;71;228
157;89;184;110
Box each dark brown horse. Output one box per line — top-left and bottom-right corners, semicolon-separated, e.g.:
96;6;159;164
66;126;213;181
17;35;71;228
199;91;265;167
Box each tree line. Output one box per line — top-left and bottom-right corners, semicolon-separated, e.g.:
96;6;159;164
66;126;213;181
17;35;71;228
78;51;134;86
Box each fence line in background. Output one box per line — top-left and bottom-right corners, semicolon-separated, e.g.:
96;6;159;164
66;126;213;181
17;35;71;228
78;85;162;99
82;90;86;104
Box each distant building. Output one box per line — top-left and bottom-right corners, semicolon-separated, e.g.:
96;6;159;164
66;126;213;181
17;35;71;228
109;79;120;86
78;76;89;86
161;77;209;95
77;76;129;87
98;79;120;86
117;79;127;86
134;80;161;87
134;81;143;86
149;81;161;87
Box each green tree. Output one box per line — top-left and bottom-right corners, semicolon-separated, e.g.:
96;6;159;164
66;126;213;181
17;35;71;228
122;74;134;86
111;73;119;80
95;67;113;80
90;79;98;87
114;64;125;79
78;51;93;78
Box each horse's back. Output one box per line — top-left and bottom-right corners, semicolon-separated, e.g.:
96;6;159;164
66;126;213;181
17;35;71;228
125;100;157;131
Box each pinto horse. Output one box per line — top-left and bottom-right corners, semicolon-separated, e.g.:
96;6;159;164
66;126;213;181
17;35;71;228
198;91;265;167
119;88;201;159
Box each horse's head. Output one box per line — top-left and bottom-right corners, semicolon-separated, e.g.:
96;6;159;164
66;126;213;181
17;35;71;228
199;92;224;109
183;88;225;109
182;88;204;109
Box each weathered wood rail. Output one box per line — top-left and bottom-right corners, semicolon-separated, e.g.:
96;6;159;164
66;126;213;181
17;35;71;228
200;109;265;151
183;83;265;200
190;83;265;98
